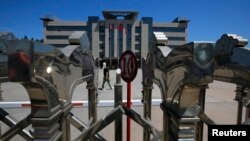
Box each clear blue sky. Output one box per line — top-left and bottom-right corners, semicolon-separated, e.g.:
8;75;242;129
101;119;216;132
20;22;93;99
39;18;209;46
0;0;249;43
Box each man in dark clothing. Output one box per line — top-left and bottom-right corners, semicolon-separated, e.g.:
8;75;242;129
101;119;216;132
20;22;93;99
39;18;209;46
101;62;112;90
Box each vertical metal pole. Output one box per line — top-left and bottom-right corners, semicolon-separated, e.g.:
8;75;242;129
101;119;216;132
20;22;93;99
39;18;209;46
87;81;97;124
0;83;2;101
236;85;243;124
127;82;131;141
196;87;206;141
60;102;72;141
235;85;246;124
237;102;243;124
142;82;153;141
61;114;71;141
87;80;97;141
114;70;123;141
162;107;169;141
245;89;250;121
245;109;250;121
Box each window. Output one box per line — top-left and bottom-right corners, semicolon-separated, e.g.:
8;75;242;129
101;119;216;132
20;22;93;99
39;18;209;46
109;24;114;57
99;51;104;58
99;26;105;32
126;24;132;50
99;35;105;41
135;36;140;41
118;26;123;57
135;44;141;50
135;27;141;33
46;26;87;31
53;44;68;48
99;44;104;49
153;27;185;32
135;52;141;58
46;36;68;39
167;37;185;41
167;45;180;48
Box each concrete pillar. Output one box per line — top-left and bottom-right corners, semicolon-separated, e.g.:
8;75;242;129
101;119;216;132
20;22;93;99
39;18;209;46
131;22;136;51
114;23;118;57
105;22;110;57
91;23;100;58
123;24;127;52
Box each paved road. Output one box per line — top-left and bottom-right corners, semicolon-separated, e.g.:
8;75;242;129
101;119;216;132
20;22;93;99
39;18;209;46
0;69;243;141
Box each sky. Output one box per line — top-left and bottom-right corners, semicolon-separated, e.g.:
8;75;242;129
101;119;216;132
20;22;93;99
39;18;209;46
0;0;249;43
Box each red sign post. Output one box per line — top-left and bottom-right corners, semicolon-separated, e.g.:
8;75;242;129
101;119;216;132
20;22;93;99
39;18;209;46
119;51;138;141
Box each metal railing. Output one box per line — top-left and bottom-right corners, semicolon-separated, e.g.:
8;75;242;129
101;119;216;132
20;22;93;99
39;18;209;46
0;32;249;141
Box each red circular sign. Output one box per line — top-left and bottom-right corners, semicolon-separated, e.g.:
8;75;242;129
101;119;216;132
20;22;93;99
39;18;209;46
119;51;138;82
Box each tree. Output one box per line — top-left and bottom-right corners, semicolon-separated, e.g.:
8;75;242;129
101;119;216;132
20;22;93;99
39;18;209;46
35;38;43;43
23;35;28;40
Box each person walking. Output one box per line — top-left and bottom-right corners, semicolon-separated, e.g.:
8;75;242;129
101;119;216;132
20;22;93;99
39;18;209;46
101;62;112;90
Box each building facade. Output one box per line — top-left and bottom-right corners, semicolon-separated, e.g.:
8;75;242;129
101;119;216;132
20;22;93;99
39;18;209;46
41;11;189;67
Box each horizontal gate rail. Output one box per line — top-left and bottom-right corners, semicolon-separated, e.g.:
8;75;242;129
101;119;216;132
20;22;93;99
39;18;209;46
0;99;162;109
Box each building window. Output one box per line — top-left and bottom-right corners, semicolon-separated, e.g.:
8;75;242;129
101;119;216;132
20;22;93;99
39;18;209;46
53;44;68;48
135;52;141;59
99;26;105;32
109;24;115;57
118;23;123;32
167;45;181;48
99;35;105;41
118;24;123;57
46;26;87;31
167;37;185;41
126;24;132;50
153;27;185;32
46;36;68;39
100;44;104;49
135;27;141;33
135;36;140;41
99;51;104;58
135;44;141;50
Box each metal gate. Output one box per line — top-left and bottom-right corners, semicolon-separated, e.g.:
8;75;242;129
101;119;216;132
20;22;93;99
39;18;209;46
0;31;249;141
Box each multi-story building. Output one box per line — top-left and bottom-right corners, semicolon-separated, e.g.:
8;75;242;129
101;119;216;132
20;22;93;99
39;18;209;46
41;11;189;67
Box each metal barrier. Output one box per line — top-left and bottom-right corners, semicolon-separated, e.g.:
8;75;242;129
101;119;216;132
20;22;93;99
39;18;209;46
142;37;215;140
0;31;100;140
141;33;249;141
214;34;250;124
0;99;162;108
0;31;249;141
